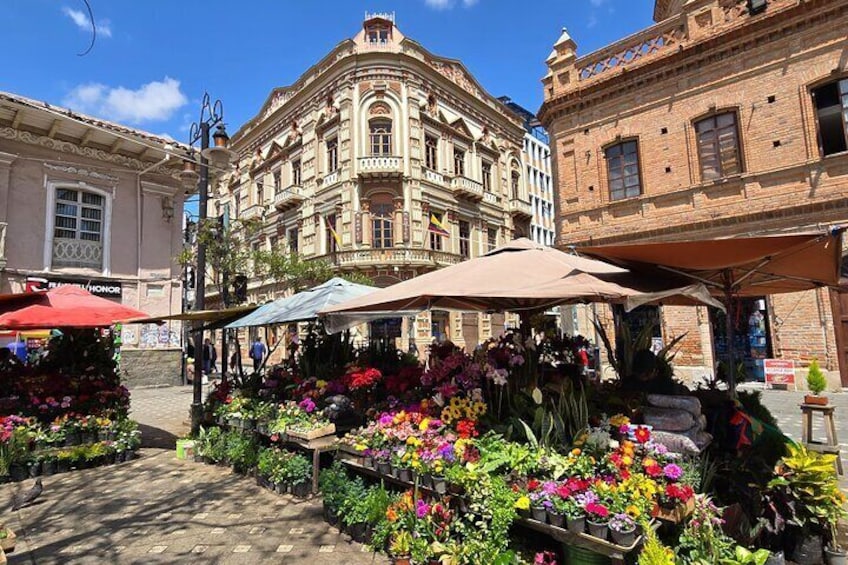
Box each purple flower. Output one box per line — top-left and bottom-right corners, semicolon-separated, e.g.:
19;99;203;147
298;398;316;413
416;499;430;518
663;463;683;481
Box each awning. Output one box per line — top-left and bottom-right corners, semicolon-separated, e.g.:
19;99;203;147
0;286;150;330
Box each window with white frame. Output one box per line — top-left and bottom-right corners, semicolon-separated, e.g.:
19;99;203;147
453;147;465;176
51;187;106;270
326;137;339;172
369;119;392;155
482;161;492;191
425;134;438;170
459;220;470;260
292;159;302;186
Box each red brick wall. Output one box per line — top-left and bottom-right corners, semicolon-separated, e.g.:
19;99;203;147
542;0;848;381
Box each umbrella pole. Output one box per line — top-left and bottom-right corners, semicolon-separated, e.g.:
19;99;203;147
723;273;737;396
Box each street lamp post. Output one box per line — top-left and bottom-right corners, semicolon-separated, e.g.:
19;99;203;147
187;93;234;435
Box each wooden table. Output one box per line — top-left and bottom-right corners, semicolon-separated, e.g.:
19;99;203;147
800;403;843;474
285;435;339;493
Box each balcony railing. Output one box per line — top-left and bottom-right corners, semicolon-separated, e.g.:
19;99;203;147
0;222;6;268
358;156;403;178
423;168;446;186
320;170;340;187
576;19;685;82
451;175;484;201
241;204;265;221
482;191;501;206
316;247;462;269
509;198;533;219
274;185;304;210
52;238;102;269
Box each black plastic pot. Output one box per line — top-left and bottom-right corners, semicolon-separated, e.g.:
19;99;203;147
348;522;367;543
41;460;57;476
9;464;28;482
57;460;71;473
611;528;636;547
292;482;310;498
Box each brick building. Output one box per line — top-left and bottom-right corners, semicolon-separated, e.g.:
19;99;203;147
539;0;848;387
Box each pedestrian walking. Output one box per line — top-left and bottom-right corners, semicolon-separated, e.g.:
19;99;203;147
249;336;267;372
202;338;217;381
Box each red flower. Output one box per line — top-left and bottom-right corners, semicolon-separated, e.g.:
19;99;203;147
456;419;478;439
585;502;609;519
634;426;651;444
645;464;663;478
527;479;541;492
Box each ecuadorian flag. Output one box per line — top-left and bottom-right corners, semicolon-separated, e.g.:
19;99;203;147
428;213;450;237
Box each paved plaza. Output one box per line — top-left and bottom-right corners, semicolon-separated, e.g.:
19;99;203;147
2;383;845;563
1;384;386;564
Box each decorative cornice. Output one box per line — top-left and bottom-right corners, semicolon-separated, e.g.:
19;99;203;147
43;162;120;183
0;127;176;175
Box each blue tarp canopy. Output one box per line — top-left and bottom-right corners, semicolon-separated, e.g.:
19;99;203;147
225;278;376;329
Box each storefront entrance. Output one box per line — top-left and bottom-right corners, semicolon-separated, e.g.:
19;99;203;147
709;297;772;382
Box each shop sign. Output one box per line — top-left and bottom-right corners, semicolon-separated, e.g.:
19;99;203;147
764;359;795;388
25;276;123;299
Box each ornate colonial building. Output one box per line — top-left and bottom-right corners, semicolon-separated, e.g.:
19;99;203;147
539;0;848;386
215;13;529;347
0;91;188;386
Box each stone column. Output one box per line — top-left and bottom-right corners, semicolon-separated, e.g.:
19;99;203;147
360;198;371;247
393;196;404;246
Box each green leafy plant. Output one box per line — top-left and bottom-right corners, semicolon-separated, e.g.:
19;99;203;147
282;453;312;485
592;316;685;382
719;546;771;565
638;522;676;565
806;358;827;395
389;530;412;557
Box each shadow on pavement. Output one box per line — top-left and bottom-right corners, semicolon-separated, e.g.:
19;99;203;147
138;423;179;450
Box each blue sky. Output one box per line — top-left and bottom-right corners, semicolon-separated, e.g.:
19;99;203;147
4;0;655;142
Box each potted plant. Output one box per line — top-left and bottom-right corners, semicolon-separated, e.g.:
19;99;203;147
548;494;569;528
609;513;637;546
40;452;57;476
586;502;610;540
287;454;312;498
563;499;586;534
388;530;413;565
824;511;847;565
804;359;828;405
530;491;549;523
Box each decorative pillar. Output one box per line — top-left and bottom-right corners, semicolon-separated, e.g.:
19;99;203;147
393;196;404;246
360;198;371;247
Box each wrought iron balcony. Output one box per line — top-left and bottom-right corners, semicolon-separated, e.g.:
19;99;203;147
52;237;102;269
451;175;484;201
274;185;304;210
358;156;403;179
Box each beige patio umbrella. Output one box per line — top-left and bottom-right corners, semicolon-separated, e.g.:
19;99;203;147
320;239;722;332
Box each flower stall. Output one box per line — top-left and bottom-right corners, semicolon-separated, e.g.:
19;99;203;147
0;330;142;482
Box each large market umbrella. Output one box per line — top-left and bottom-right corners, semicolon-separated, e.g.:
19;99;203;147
581;227;846;391
0;286;150;329
320;239;722;332
226;277;378;329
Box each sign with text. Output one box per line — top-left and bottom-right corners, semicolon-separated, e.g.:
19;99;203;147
764;359;795;388
25;276;123;299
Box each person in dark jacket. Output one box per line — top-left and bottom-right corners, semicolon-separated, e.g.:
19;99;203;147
202;338;217;377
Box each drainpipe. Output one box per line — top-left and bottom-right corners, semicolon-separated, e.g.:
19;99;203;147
136;151;173;309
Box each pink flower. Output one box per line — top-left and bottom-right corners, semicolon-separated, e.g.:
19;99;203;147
416;499;430;519
663;463;683;481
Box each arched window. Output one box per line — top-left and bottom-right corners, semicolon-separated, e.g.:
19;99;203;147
369;119;392;156
371;194;393;249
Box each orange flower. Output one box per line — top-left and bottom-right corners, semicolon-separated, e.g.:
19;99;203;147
386;508;398;522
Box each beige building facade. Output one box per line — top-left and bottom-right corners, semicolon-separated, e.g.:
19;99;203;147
215;14;530;349
540;0;848;387
0;91;188;386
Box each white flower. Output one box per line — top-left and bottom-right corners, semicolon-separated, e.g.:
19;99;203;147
532;387;544;405
432;393;445;407
471;388;484;403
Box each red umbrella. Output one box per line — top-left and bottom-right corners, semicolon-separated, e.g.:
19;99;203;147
0;286;150;329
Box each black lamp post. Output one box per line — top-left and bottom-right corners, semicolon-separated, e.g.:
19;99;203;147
187;92;235;434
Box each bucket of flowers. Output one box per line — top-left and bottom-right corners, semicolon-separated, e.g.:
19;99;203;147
609;513;637;547
585;500;611;540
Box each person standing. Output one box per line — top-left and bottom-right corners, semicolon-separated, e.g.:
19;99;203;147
202;338;217;382
249;336;267;372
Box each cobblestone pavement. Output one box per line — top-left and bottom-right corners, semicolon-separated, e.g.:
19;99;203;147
2;384;385;564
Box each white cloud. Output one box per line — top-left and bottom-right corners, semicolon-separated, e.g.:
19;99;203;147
423;0;478;8
62;6;112;38
63;77;188;124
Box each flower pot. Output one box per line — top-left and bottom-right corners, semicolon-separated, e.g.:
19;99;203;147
391;556;412;565
792;535;822;565
419;473;433;489
431;476;447;495
547;510;565;528
325;507;339;527
765;551;785;565
376;461;391;476
825;547;848;565
194;453;204;463
41;460;57;476
64;432;81;446
0;528;16;552
517;508;530;519
124;450;136;462
362;456;374;469
804;395;828;406
397;468;412;483
566;515;586;534
56;460;71;473
348;522;367;543
587;520;609;540
610;527;637;547
531;505;548;523
9;464;27;482
275;482;287;495
292;482;310;498
82;431;98;444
